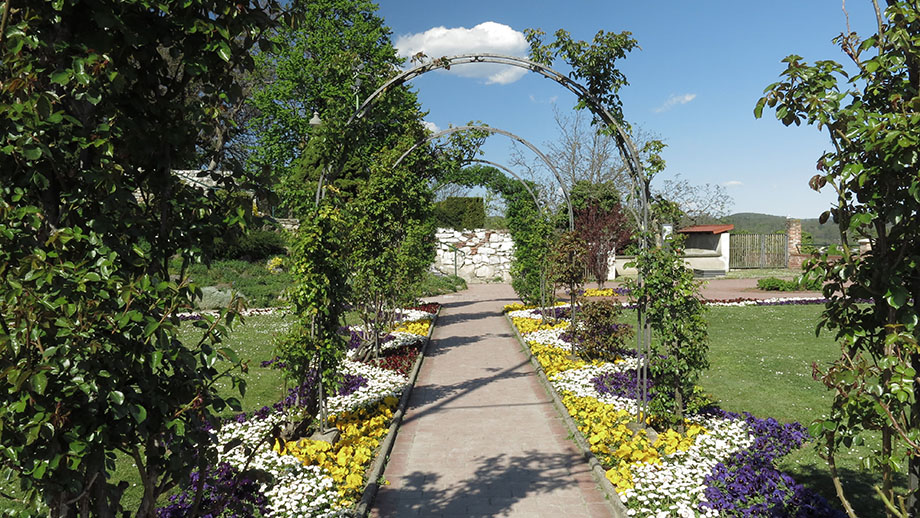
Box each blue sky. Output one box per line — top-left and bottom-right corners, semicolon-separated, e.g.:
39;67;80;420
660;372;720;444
373;0;880;219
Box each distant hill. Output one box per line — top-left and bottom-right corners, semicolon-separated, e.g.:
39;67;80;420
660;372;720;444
722;212;842;244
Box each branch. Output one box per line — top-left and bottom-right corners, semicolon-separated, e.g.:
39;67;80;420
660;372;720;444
0;1;9;51
825;432;861;518
872;0;886;53
62;472;99;506
875;485;908;518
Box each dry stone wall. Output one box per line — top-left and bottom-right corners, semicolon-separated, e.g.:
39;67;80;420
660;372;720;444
432;228;514;283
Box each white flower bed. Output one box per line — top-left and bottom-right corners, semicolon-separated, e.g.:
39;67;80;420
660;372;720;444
208;308;434;518
394;308;435;323
521;327;570;349
550;360;643;413
218;410;345;517
325;360;409;415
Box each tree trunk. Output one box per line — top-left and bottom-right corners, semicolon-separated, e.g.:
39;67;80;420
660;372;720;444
674;370;684;434
908;351;920;516
883;425;894;518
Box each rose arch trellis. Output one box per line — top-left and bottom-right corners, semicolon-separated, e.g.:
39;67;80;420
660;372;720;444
333;53;654;423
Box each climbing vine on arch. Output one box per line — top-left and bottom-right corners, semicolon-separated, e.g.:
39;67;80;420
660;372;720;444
438;164;552;305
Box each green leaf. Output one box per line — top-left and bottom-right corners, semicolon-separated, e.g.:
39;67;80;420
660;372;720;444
110;390;125;406
218;347;239;363
22;146;42;161
30;372;48;395
217;41;232;62
129;404;147;424
886;287;909;308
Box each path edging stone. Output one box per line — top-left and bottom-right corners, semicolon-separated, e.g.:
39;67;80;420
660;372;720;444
504;313;629;518
352;309;439;518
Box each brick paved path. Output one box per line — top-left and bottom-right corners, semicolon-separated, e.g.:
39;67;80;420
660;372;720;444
370;284;615;518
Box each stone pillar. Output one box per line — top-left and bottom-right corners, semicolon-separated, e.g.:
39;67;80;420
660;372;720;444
786;218;804;269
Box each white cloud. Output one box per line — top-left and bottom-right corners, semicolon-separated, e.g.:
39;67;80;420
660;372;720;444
529;94;558;104
421;120;440;134
654;93;697;113
723;180;743;187
394;22;528;85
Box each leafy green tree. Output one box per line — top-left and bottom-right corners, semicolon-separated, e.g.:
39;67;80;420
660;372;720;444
755;1;920;514
277;201;350;432
246;0;425;218
547;231;589;343
626;235;708;432
349;142;436;361
0;1;281;516
434;197;486;230
439;164;552;305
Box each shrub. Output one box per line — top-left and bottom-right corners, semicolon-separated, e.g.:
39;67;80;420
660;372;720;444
186;260;293;308
756;276;822;292
213;229;288;261
435;196;485;229
570;300;634;362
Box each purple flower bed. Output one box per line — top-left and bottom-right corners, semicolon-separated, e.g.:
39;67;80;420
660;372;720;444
700;413;845;518
591;370;653;400
339;326;394;350
336;373;368;396
157;462;269;518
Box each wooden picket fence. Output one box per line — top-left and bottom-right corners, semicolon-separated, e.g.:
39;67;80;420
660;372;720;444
730;233;788;268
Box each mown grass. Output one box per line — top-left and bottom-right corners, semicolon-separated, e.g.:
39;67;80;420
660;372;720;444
702;304;908;516
723;267;799;280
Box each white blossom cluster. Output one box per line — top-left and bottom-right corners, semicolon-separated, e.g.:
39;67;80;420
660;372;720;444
263;463;347;518
325;360;408;415
217;409;345;517
705;297;825;307
621;415;755;517
521;327;570;348
550;361;643;413
394;308;436;323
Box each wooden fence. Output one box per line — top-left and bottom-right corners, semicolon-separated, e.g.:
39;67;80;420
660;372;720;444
730;233;788;268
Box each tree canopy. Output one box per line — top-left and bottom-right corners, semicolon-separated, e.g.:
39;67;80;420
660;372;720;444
0;1;282;515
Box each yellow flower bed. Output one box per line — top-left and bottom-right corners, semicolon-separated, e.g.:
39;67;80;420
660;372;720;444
528;342;585;378
560;393;706;492
511;316;569;335
275;396;399;506
584;288;616;297
502;301;567;313
393;319;430;336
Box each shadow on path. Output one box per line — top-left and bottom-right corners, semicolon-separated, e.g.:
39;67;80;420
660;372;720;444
400;358;534;424
375;450;594;517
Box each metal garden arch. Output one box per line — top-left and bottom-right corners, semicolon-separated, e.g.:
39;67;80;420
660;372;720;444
331;53;654;424
392;125;573;230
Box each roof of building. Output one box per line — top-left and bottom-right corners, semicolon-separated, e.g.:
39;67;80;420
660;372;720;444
677;224;735;234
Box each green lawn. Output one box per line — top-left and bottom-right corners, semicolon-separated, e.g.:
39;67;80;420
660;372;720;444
702;304;907;516
722;267;799;280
